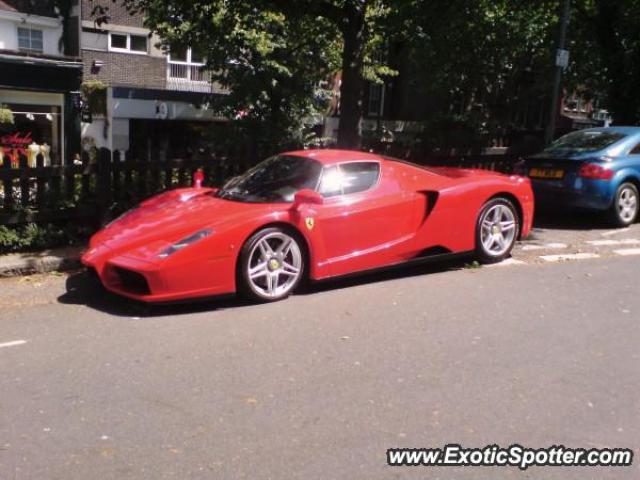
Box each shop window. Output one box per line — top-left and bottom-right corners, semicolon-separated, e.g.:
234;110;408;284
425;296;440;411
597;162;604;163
0;104;62;166
18;27;44;53
109;33;148;54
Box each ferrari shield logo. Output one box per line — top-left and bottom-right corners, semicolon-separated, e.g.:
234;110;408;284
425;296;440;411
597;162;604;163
305;217;315;230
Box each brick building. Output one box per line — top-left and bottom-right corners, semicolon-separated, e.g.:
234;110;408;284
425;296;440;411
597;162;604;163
79;0;228;159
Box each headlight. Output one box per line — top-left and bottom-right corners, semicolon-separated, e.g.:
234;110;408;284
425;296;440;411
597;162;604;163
158;229;213;258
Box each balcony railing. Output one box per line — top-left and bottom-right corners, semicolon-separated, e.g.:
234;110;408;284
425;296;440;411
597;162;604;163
167;62;213;93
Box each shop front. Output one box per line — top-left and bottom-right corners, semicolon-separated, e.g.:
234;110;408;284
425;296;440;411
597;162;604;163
105;87;227;161
0;52;83;167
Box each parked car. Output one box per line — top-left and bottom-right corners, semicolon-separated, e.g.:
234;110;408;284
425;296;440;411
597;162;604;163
522;127;640;226
82;150;533;303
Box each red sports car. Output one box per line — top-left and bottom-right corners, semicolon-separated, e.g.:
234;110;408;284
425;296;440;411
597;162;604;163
82;150;534;303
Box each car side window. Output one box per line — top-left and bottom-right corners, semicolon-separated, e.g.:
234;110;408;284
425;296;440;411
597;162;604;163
630;143;640;155
317;162;381;198
318;165;343;197
340;162;380;194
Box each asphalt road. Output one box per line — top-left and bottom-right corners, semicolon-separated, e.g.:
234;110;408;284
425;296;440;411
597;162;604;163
0;255;639;479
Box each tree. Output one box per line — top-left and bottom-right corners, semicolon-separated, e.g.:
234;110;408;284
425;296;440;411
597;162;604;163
94;0;398;149
570;0;640;125
400;0;558;137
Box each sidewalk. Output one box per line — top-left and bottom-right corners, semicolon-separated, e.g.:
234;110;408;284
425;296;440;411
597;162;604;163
0;246;84;277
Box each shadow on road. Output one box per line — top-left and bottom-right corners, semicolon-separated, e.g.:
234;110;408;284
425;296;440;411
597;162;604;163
532;207;610;231
57;270;251;318
299;256;470;296
58;257;472;317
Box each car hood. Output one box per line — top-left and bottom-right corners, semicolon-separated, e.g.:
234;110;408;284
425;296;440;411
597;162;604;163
91;191;277;254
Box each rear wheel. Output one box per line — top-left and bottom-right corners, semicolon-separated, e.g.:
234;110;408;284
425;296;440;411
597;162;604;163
475;198;520;264
609;182;639;227
238;227;305;302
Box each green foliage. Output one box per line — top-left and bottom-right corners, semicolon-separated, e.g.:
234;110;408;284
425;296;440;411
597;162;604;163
569;0;640;124
81;80;108;115
401;0;558;135
0;222;91;254
0;104;14;125
93;0;406;149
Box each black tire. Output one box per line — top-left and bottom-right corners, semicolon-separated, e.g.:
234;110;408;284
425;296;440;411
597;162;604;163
475;197;520;264
609;182;639;228
238;227;305;302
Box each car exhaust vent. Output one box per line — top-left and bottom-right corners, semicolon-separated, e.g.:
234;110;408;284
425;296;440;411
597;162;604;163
114;267;150;295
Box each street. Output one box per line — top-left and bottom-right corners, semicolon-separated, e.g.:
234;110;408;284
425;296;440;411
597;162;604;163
1;216;639;480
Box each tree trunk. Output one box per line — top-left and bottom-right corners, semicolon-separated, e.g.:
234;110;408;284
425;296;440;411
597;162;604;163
337;8;366;149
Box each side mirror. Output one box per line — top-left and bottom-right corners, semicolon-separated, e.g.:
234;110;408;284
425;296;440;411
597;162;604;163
293;188;323;207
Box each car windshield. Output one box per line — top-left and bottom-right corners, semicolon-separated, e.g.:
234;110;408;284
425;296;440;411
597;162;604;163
544;130;626;153
215;155;323;203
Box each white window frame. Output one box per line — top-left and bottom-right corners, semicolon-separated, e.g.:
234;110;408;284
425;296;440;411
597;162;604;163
108;32;148;55
168;47;205;66
167;47;207;81
17;27;44;53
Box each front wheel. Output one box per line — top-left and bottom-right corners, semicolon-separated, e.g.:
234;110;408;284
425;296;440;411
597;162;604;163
475;198;520;264
609;182;639;228
238;227;305;302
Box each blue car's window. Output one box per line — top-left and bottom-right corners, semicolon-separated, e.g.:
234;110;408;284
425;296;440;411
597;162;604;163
545;131;626;153
216;155;322;203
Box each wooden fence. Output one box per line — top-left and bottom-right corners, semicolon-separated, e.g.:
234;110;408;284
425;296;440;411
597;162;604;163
0;148;520;227
0;149;245;227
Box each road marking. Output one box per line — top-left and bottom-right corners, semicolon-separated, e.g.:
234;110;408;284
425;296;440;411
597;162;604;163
486;258;526;267
0;340;27;349
521;243;567;251
586;239;640;246
613;248;640;256
540;253;600;262
601;229;631;237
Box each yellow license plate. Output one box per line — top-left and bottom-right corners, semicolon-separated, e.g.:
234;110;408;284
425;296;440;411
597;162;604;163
529;168;564;179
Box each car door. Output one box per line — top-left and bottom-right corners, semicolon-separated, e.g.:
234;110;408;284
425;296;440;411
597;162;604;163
313;161;417;276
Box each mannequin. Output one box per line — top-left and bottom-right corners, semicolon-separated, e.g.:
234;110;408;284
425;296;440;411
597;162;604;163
28;142;39;168
40;143;51;166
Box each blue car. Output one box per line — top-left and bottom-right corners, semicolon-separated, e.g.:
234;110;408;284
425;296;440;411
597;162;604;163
523;127;640;227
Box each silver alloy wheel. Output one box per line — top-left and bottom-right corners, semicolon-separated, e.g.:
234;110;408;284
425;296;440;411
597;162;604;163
247;232;302;299
617;185;638;223
479;204;517;257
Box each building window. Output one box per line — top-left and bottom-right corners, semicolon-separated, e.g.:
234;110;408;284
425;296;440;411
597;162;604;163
109;33;148;54
18;27;44;53
168;47;209;82
368;83;385;117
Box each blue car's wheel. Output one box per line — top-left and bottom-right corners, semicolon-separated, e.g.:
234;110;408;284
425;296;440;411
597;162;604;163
610;182;639;227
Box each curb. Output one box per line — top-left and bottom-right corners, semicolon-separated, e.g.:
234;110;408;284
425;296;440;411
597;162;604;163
0;246;84;278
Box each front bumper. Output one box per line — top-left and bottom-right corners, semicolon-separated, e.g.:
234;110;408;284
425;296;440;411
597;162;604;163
82;251;236;303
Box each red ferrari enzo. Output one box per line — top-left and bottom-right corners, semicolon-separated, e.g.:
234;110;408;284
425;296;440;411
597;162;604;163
82;150;534;303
